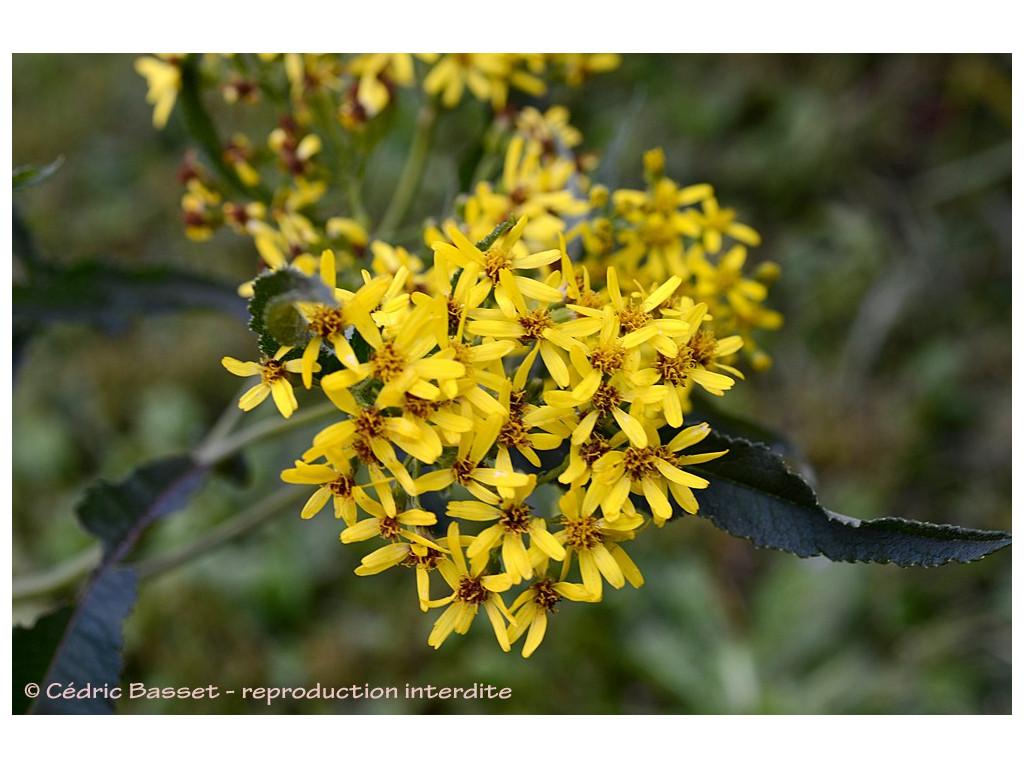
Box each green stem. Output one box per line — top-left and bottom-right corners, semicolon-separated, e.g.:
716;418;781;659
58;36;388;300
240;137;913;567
376;98;439;241
346;167;369;227
202;383;249;448
193;400;338;466
13;486;308;599
15;399;338;602
12;545;102;602
135;485;307;580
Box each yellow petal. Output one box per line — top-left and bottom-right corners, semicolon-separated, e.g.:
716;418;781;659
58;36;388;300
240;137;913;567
612;407;647;448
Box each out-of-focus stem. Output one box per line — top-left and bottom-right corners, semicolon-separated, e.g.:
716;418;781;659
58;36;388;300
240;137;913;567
376;99;439;241
192;400;338;466
15;399;338;602
12;546;102;603
135;485;307;580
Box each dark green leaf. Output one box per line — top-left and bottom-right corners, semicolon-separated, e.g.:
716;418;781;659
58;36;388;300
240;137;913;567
13;156;65;190
689;433;1011;566
27;568;137;714
248;267;335;355
13;456;210;714
76;455;209;562
13;260;248;334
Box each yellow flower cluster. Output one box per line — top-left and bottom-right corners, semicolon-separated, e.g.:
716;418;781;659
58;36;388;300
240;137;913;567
264;215;741;656
134;54;622;283
141;53;782;656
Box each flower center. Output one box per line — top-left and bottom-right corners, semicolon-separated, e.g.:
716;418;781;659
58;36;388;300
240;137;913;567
561;515;602;550
456;575;489;605
260;358;287;385
451;458;477;485
655;349;694;385
500;503;532;534
378;515;402;540
329;475;355;498
307;306;347;340
518;309;552;341
636;215;677;248
405;545;441;570
483;249;512;283
622;446;659;480
579;436;611;466
354;407;385;439
618;304;651;333
590;344;625;375
353;437;379;467
446;297;463;335
449;340;471;365
590;382;621;415
688;330;718;367
371;342;406;382
509;388;528;419
532;579;562;612
498;417;531;450
404;395;439;420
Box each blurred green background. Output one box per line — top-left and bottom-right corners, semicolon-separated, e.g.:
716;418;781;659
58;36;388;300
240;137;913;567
12;53;1011;714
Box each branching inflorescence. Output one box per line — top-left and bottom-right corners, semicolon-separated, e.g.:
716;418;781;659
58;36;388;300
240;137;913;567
137;52;782;657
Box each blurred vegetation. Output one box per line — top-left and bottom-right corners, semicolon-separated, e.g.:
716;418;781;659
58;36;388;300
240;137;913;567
12;53;1011;714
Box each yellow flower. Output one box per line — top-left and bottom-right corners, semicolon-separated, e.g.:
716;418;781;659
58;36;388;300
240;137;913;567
355;536;446;612
603;267;691;355
347;53;422;115
321;299;465;409
689;244;783;336
508;576;596;658
221;345;312;418
340;482;437;546
542;348;665;451
296;249;389;388
410;261;512;405
447;475;565;584
463;134;588;249
415;413;532;504
279;446;373;525
432;216;563;314
588;422;727;526
339;473;443;609
653;299;745;426
369;240;424;293
466;282;587;389
307;402;431;495
326;216;369;252
422;54;545;110
134;54;183;129
424;522;516;651
552;487;644;600
552;305;668;420
396;393;475;453
181;190;218;241
515;105;583;152
492;352;569;468
550;53;622;87
557;434;614;488
692;196;761;255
